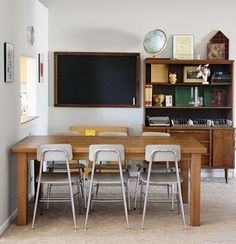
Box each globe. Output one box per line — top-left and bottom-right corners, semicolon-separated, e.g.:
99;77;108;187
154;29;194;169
143;29;167;56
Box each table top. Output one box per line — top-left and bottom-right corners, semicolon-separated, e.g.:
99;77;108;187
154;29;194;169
11;135;207;155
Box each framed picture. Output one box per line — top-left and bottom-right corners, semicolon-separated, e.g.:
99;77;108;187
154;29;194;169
183;66;203;83
4;42;14;82
210;89;226;107
165;95;173;107
38;53;44;82
173;35;194;59
207;43;225;60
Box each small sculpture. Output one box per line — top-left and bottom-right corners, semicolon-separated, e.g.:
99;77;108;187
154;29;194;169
153;94;165;106
197;64;211;84
169;73;177;84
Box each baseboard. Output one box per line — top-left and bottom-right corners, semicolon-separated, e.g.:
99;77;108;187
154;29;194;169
0;209;17;237
0;192;33;237
201;169;234;178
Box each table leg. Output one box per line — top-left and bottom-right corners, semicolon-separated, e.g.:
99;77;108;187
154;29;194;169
180;159;189;204
190;153;201;226
17;153;28;225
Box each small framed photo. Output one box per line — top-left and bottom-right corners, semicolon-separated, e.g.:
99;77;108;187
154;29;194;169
173;35;194;59
183;66;203;83
4;42;14;82
165;95;173;107
210;89;226;107
207;43;225;60
38;53;44;82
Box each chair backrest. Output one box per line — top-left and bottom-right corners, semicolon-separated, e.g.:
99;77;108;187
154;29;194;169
69;126;128;136
145;145;181;162
89;144;125;162
141;132;170;137
37;144;73;162
51;131;80;136
98;132;128;137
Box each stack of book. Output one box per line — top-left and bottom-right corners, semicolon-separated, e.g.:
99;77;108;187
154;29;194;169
211;71;231;83
145;84;152;107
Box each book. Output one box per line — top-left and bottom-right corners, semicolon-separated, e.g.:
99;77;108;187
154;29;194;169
145;84;153;107
211;71;231;83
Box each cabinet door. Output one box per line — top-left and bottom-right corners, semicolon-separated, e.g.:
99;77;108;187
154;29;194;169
168;129;211;167
212;129;234;168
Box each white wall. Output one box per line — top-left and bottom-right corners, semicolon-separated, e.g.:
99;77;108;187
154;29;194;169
48;0;236;135
47;0;236;178
0;0;235;235
0;0;48;236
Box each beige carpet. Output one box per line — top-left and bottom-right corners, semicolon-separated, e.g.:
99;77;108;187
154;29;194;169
1;178;236;244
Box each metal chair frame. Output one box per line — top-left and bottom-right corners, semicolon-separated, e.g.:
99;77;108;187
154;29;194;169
134;132;171;210
95;131;129;197
32;144;79;230
140;145;187;230
84;145;130;230
46;161;86;209
46;132;86;209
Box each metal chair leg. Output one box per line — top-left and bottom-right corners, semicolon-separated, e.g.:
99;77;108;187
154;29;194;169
32;162;43;230
68;180;77;230
176;163;187;230
141;162;152;230
120;179;130;229
83;174;87;208
171;183;174;211
139;180;144;214
85;166;95;229
91;184;95;210
141;180;150;230
125;180;130;212
134;171;141;210
83;183;87;209
127;180;131;211
95;183;99;197
76;181;81;214
46;183;51;210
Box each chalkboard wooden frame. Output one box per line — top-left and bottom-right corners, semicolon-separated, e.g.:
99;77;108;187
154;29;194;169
54;52;140;107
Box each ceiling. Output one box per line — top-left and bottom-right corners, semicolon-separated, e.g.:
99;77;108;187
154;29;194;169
39;0;48;7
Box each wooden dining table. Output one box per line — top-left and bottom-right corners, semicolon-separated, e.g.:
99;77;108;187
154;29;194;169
11;135;206;227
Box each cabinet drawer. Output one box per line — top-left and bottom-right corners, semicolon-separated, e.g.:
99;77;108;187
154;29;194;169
168;129;210;142
143;127;167;133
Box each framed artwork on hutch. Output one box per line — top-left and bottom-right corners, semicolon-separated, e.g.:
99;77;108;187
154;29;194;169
210;89;226;107
207;43;225;60
173;35;194;59
183;66;203;83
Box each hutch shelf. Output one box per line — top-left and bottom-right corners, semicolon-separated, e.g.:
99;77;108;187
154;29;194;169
143;59;234;182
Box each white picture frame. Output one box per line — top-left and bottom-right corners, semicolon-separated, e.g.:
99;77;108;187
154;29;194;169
173;35;194;60
4;42;14;82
